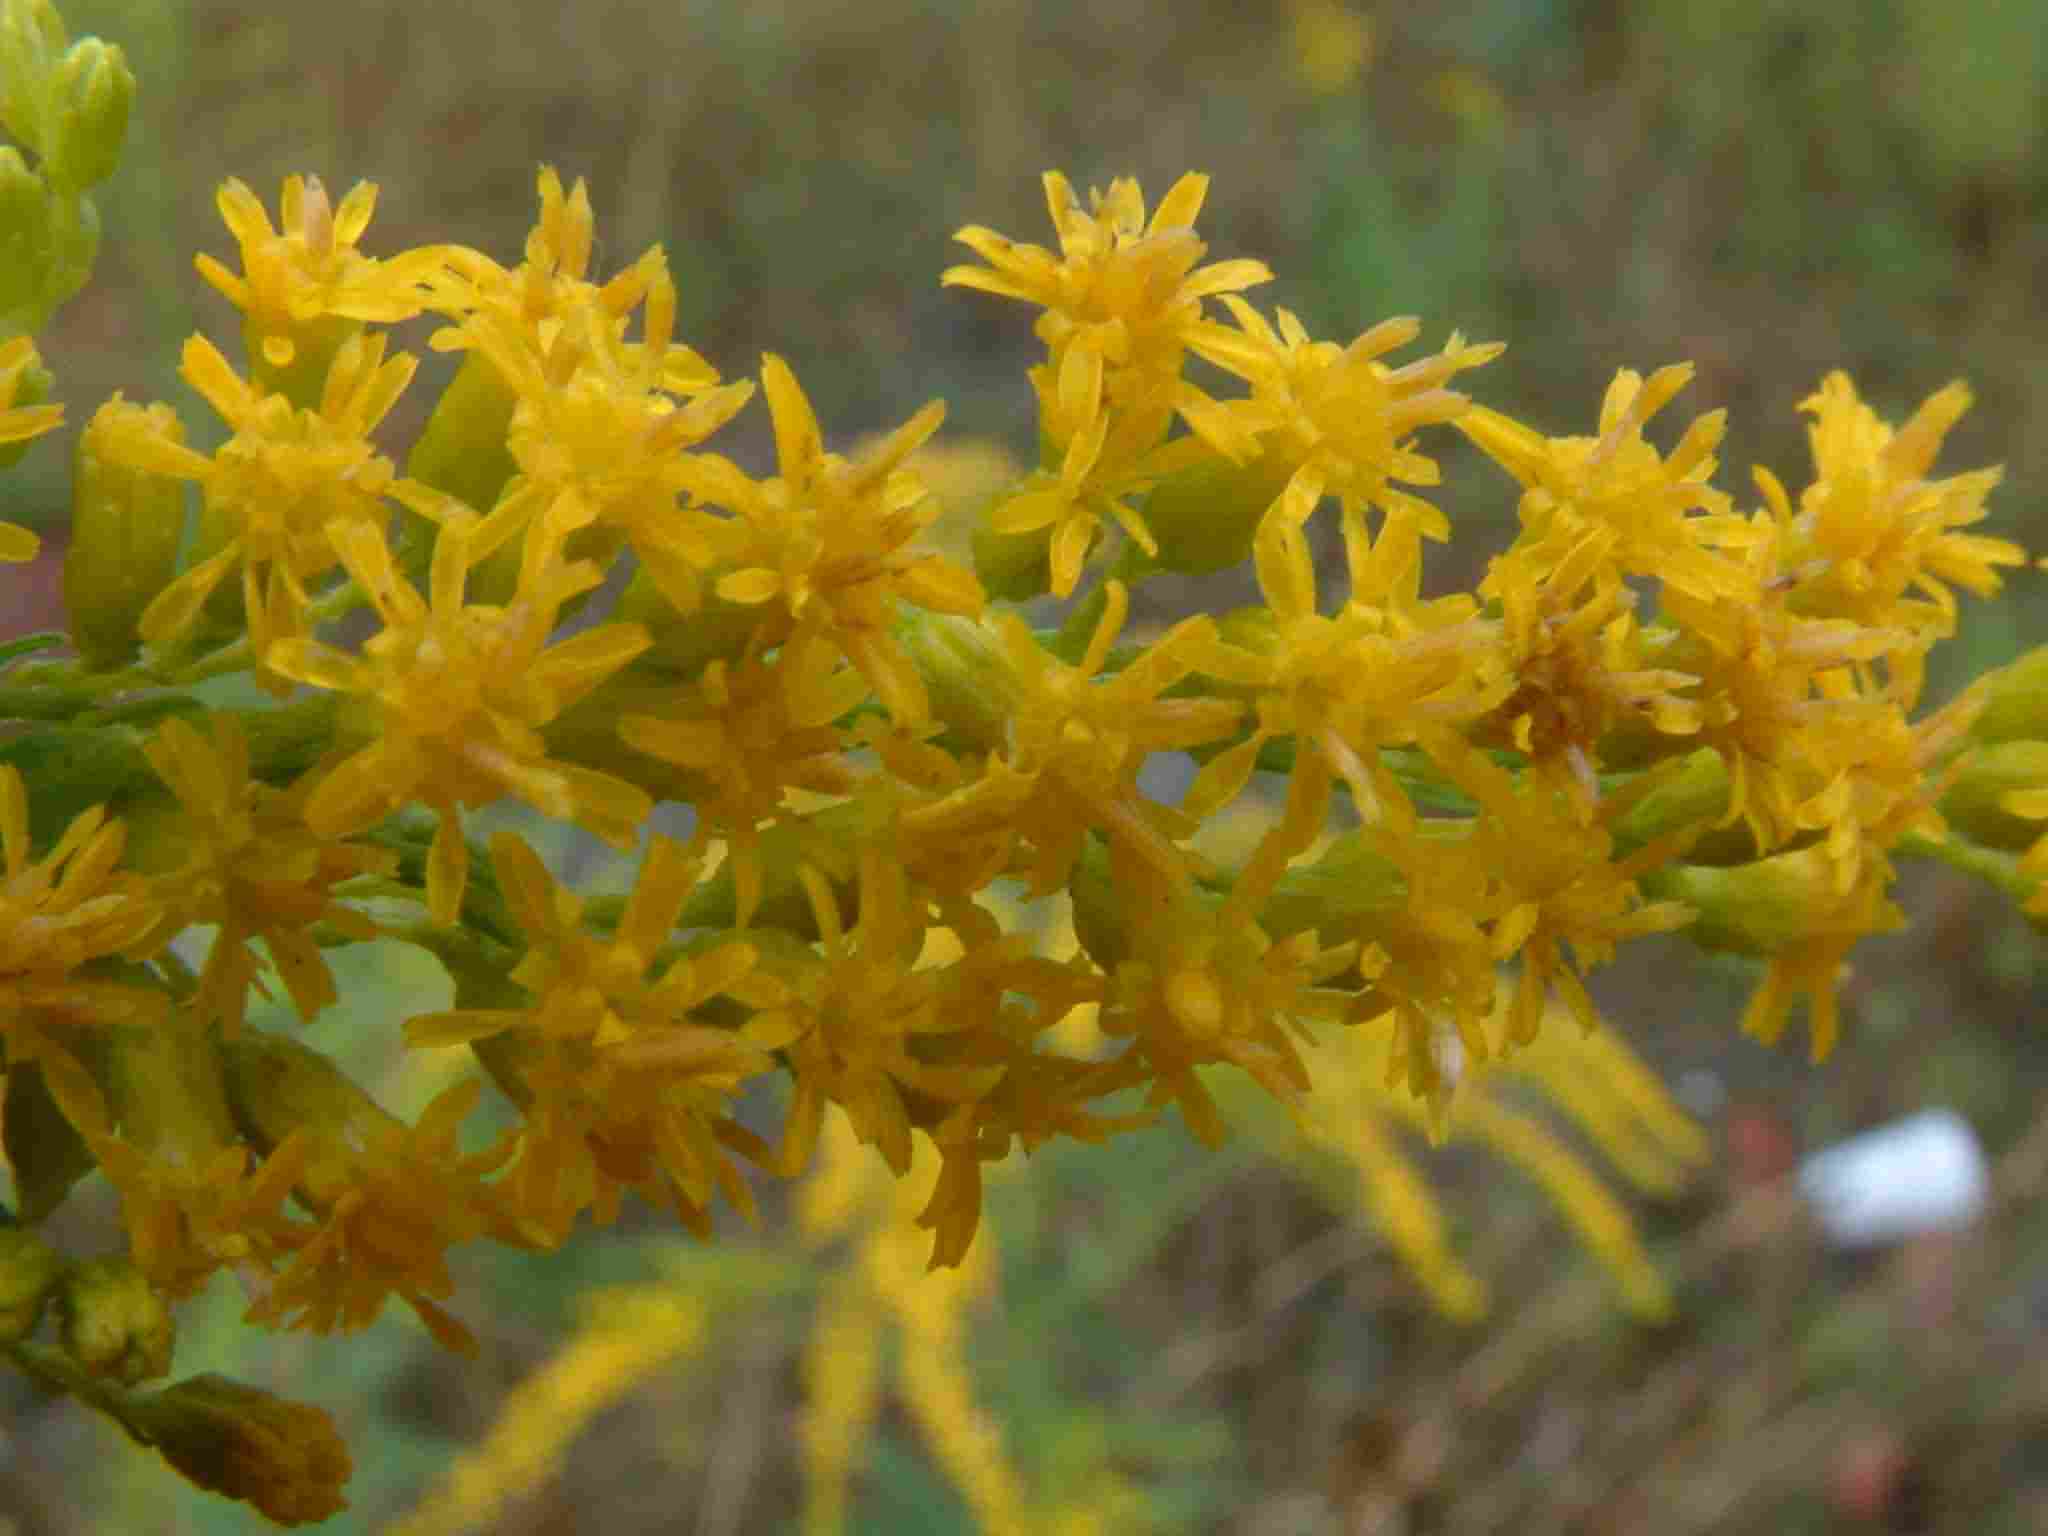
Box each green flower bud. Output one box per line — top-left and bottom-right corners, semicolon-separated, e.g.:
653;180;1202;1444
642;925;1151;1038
65;398;188;668
1942;740;2048;852
1642;845;1855;956
1212;602;1278;657
246;309;358;411
1140;451;1293;576
0;0;68;156
1251;827;1409;939
404;348;517;519
614;564;764;677
0;1225;68;1342
98;1013;238;1180
1608;748;1739;859
895;609;1016;754
0;144;50;324
1969;643;2048;745
219;1031;398;1206
57;1255;174;1384
971;516;1052;601
46;37;130;191
1066;836;1129;974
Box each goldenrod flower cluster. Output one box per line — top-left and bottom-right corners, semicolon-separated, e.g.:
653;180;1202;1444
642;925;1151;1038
4;2;2047;1513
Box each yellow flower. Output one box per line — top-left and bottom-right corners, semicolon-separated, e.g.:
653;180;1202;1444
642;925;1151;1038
957;582;1242;894
0;765;159;980
224;1033;511;1354
1660;517;1909;852
1482;557;1702;807
981;342;1239;598
1337;822;1501;1111
1765;371;2021;635
98;331;426;681
0;334;62;438
1425;730;1695;1047
404;831;775;1243
0;764;168;1185
681;355;983;724
138;713;395;1035
195;175;454;382
1461;365;1753;604
618;636;866;924
96;1135;311;1303
0;334;62;559
1082;837;1353;1146
266;520;653;923
758;839;1000;1181
421;167;750;602
426;168;710;397
944;171;1270;404
1191;511;1500;871
945;172;1272;596
1189;298;1500;552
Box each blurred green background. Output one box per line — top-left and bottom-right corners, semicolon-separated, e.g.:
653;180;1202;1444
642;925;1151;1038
7;0;2048;1530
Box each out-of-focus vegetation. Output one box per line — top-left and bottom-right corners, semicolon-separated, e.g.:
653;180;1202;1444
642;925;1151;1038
7;0;2048;1530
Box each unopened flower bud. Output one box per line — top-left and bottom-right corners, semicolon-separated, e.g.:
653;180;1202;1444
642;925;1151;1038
1942;740;2048;852
47;37;132;191
0;147;52;324
1212;603;1279;659
246;310;358;412
0;1225;68;1342
971;515;1052;601
404;349;517;519
98;1012;238;1180
1254;827;1409;938
0;0;66;154
219;1031;395;1207
65;398;187;668
895;609;1015;753
57;1255;174;1384
120;1373;351;1526
1969;643;2048;745
1068;837;1135;972
1644;845;1862;956
614;565;762;677
1142;452;1294;576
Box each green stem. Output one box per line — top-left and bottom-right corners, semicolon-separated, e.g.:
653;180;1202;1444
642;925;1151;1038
1897;829;2040;909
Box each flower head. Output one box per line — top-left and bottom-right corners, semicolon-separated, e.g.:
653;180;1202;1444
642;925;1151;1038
0;334;62;559
1461;365;1752;604
692;355;984;723
139;713;395;1034
267;520;653;923
944;171;1270;397
225;1033;511;1354
1189;299;1501;550
1767;372;2020;634
195;175;452;377
404;832;775;1241
97;331;423;680
420;167;749;601
946;172;1273;596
